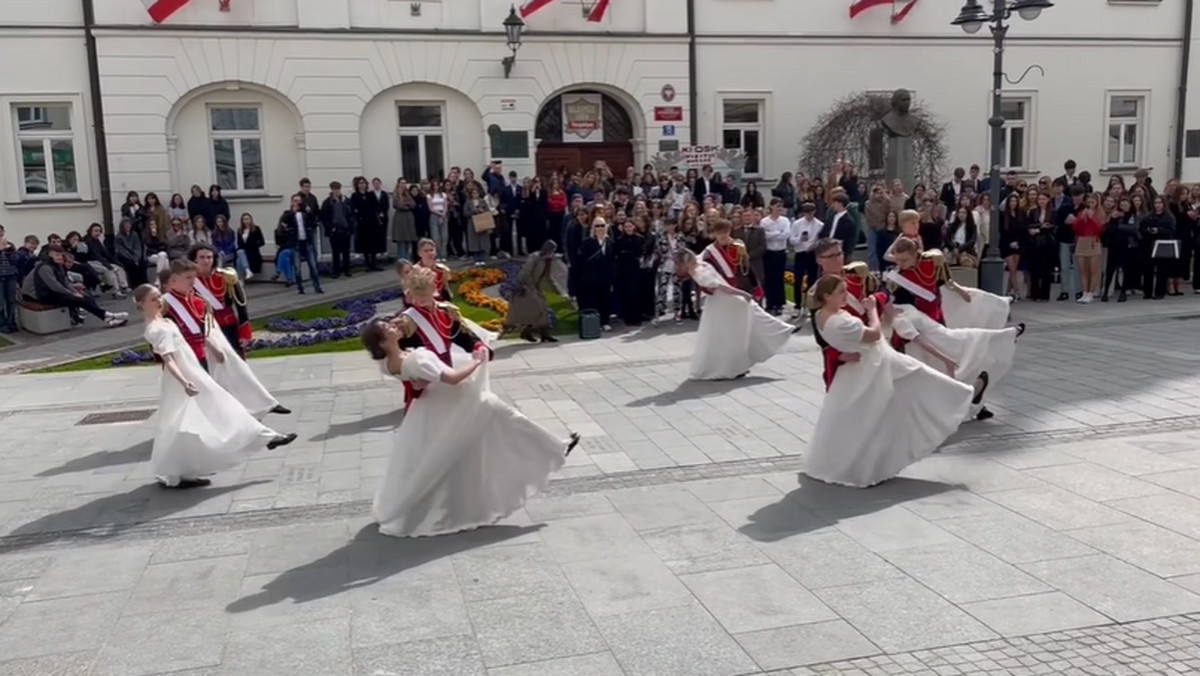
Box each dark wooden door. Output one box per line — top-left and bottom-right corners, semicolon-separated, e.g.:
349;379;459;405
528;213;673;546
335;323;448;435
536;142;635;178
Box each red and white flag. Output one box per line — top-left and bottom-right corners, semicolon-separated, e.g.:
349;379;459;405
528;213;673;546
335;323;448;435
519;0;611;22
143;0;191;23
849;0;919;24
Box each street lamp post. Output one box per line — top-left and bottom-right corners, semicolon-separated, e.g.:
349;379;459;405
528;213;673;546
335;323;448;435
502;5;525;79
952;0;1052;295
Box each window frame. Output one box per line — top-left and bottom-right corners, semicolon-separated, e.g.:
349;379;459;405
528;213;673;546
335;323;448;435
397;101;448;181
717;95;767;178
1104;91;1148;170
996;93;1035;173
13;102;79;200
207;103;266;195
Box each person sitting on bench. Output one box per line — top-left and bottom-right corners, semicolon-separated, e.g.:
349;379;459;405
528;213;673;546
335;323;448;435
20;244;128;328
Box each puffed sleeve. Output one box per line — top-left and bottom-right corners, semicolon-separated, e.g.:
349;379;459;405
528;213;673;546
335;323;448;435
400;349;447;382
145;324;175;357
890;311;919;341
822;313;866;352
691;262;726;290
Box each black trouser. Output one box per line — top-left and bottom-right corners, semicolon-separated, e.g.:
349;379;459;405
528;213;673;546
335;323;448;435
220;322;245;358
1029;245;1056;300
493;214;515;256
793;251;817;308
763;250;787;311
615;267;642;325
329;233;352;276
680;279;697;317
580;283;611;325
1143;255;1170;298
1103;248;1134;295
121;261;147;288
448;214;466;257
36;291;107;320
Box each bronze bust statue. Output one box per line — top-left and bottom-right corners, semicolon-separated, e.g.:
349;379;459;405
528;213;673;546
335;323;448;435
880;88;916;138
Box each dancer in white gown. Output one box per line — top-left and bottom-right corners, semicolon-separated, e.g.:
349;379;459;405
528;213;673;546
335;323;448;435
134;285;296;489
206;321;285;418
362;320;580;538
676;249;794;380
805;276;975;488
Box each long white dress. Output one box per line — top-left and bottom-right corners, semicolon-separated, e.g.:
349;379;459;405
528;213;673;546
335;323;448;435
805;311;974;488
145;319;278;484
373;349;567;537
943;286;1011;330
689;262;794;380
205;317;279;417
892;305;1018;421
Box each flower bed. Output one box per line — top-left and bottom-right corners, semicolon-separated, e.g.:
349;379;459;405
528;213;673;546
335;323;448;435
451;266;508;332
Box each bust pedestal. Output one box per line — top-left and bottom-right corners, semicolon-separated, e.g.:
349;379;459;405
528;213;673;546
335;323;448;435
885;136;914;186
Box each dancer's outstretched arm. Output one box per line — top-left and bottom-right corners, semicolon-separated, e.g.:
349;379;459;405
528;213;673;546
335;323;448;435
161;353;198;396
860;298;883;343
439;347;486;386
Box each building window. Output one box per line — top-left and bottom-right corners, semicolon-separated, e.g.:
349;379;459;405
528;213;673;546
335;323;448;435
999;98;1031;171
398;103;446;180
14;104;78;197
1106;95;1144;168
209;106;265;192
720;99;762;176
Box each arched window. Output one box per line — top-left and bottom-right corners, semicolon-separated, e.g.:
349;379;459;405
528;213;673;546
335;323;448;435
535;92;634;143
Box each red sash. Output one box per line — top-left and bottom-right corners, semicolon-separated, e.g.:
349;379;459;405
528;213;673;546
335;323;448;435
821;346;841;391
900;260;944;324
164;290;207;361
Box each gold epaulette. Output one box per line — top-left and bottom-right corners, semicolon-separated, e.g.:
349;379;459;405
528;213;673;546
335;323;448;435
438;302;462;321
921;249;951;283
435;262;451;275
731;239;749;272
218;268;248;307
843;261;878;295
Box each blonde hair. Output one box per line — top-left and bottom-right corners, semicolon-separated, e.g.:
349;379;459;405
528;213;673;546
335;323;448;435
812;275;845;307
899;209;920;227
403;265;436;296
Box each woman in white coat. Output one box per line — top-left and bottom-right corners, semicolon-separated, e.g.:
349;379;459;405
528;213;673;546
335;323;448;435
805;276;975;488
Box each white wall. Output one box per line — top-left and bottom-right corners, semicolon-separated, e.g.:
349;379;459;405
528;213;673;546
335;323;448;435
360;82;486;183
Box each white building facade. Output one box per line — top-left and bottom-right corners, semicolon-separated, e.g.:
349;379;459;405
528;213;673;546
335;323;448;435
1;0;1197;242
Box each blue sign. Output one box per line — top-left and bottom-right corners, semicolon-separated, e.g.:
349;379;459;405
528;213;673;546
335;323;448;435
663;125;676;137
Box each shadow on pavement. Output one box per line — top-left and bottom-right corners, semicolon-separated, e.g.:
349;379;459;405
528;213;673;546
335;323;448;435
617;321;699;343
308;410;403;442
737;475;957;543
626;376;781;408
35;439;153;477
225;523;542;613
0;480;268;554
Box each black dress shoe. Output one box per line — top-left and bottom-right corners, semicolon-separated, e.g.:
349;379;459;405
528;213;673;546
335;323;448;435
565;432;582;457
972;371;990;405
1118;292;1127;302
1015;323;1026;339
270;405;292;415
161;477;212;489
540;335;559;343
267;432;298;450
975;407;995;421
520;329;537;343
1056;293;1069;301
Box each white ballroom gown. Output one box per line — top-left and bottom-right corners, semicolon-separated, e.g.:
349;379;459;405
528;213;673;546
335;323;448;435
892;304;1018;420
145;319;279;484
805;311;974;488
943;286;1011;330
688;262;794;380
205;317;279;417
373;349;567;538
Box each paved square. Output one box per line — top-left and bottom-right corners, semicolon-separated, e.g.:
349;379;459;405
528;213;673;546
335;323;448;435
3;299;1200;674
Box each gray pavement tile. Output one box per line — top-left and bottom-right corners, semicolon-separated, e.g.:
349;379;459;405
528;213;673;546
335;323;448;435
93;609;227;676
1142;467;1200;500
898;455;1045;494
229;564;353;629
1020;554;1200;622
983;485;1133;531
451;542;572;603
835;506;959;554
522;494;614;522
221;617;352;676
684;476;783;503
757;530;907;590
1108;492;1200;540
126;555;247;613
0;554;52;582
466;592;606;668
813;576;998;653
563;553;694;617
353;635;485;676
708;494;833;542
25;546;152;601
899;489;1009;521
960;592;1112;637
938;513;1097;564
244;523;352;575
149;531;254;564
733;620;879;671
1057;441;1198;476
1024;463;1166;502
538;513;655;564
1066;521;1200;577
607;486;721;530
0;591;125;661
881;542;1051;604
595;602;759;676
680;563;838;634
0;651;96;676
640;519;773;575
486;652;624;676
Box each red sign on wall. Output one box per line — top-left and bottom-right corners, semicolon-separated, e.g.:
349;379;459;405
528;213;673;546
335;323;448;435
654;106;683;122
850;0;919;24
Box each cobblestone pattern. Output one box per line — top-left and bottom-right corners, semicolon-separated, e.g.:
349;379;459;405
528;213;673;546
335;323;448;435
792;613;1200;675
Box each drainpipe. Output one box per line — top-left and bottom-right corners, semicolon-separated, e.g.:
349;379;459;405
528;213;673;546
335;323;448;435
686;0;697;145
82;0;115;237
1175;0;1195;179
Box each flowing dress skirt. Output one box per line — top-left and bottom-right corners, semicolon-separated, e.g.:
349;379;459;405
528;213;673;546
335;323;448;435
690;293;794;380
206;321;279;417
805;312;973;488
943;287;1011;330
373;352;566;537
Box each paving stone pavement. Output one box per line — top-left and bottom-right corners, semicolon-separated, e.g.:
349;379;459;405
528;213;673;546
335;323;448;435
2;299;1200;674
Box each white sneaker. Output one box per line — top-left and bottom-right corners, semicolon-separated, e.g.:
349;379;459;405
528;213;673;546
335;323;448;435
245;271;254;281
602;324;612;332
1076;294;1086;304
105;317;128;328
105;311;129;321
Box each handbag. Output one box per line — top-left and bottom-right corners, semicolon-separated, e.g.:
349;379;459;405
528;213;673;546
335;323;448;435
578;309;602;340
1153;239;1180;259
471;211;495;234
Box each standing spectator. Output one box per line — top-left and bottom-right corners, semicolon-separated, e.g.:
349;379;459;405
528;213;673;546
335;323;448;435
114;217;147;288
372;177;390;254
613;218;646;326
863;182;890;270
165;218;192;261
81;223;131;297
1073;193;1104;303
186;185;208;223
564;207;589;300
825;190;861;259
578;219;615;331
392;181;420;263
946;207;979;268
321;181;355;278
211;215;236;268
999;193;1027;299
144;220;169;279
351;176;384;271
167;193;188;223
1056;159;1080;188
546;176;568;252
759;198;790;315
1027;193;1058;302
0;226;17;333
940;167;967;212
120;191;145;233
650;218;685;324
521;177;548;254
498;171;522;257
1055;184;1083;301
1102;196;1139;302
789;202;823;312
694;164;720;204
740;181;765;210
462;182;494;266
143;192;168;237
973;193;993;258
722;175;741;209
667;175;692;221
283;193;323;294
235;213;265;281
14;235;40;281
1140;195;1177;300
206;185;231;229
428;180;449;259
296;178;322;228
484;160;506;195
772;172;797;218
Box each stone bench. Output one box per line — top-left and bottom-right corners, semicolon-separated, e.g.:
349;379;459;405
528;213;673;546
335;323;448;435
17;298;73;335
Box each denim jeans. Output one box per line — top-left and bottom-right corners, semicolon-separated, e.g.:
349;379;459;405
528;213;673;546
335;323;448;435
0;276;17;331
235;249;251;279
864;228;879;271
1058;242;1079;296
395;241;413;263
275;248;294;283
295;239;322;292
431;214;448;259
